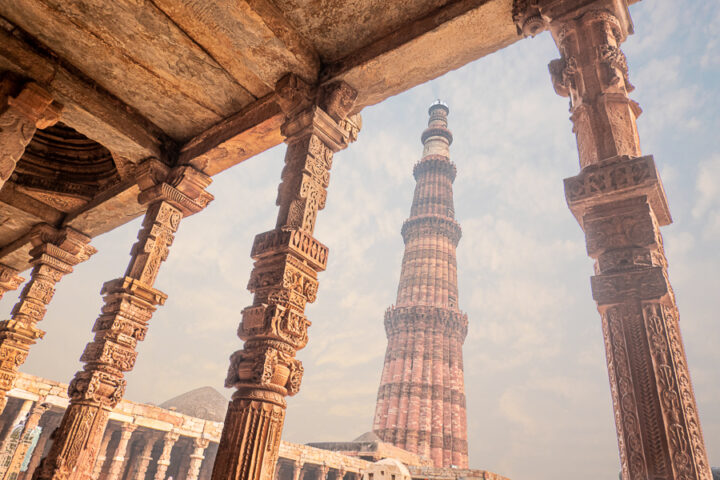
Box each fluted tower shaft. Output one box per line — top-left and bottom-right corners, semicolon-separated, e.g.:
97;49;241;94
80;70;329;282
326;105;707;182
373;103;468;468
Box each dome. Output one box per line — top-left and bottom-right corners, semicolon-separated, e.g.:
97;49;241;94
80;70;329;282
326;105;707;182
375;458;411;478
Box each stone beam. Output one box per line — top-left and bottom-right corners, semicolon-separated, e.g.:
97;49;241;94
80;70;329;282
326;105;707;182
179;94;285;176
320;0;519;111
0;24;169;162
150;0;319;99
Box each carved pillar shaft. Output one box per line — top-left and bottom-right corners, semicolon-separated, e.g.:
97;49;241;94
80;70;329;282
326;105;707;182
153;432;179;480
34;163;213;480
132;434;158;480
211;76;360;480
106;424;137;480
513;1;712;479
0;77;61;192
185;438;209;480
316;466;328;480
0;227;95;413
0;265;23;301
292;461;303;480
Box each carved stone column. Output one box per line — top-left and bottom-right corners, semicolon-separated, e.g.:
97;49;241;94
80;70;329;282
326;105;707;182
1;401;49;480
211;75;360;480
0;227;95;413
21;413;62;480
0;265;23;301
34;163;213;480
131;433;158;480
292;460;303;480
513;1;712;479
316;465;329;480
91;427;116;480
106;423;137;480
185;438;209;480
153;431;180;480
0;76;62;192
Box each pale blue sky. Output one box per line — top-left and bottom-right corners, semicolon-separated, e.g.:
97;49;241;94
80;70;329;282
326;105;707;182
2;1;718;479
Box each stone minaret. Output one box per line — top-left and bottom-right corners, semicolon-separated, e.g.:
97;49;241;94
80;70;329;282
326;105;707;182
372;102;468;468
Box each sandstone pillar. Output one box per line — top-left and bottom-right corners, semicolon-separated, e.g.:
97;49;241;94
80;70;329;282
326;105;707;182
0;227;95;412
153;431;180;480
106;424;137;480
292;461;303;480
21;413;62;480
0;265;23;301
185;438;209;480
34;162;213;480
131;433;158;480
1;401;49;480
91;427;116;480
316;465;328;480
211;75;360;480
513;1;712;478
0;76;62;192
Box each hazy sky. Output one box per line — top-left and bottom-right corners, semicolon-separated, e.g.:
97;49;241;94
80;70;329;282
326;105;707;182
2;1;719;479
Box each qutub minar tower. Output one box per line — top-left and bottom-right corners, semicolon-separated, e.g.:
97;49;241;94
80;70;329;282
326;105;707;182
372;102;468;468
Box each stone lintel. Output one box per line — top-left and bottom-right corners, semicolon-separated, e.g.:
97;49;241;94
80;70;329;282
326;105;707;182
564;155;672;228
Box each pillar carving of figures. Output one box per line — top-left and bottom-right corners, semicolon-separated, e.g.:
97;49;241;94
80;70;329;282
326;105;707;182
153;431;180;480
0;75;62;192
185;438;209;480
21;413;62;480
131;433;158;480
106;424;137;480
513;1;712;479
1;401;49;480
34;161;213;480
0;265;23;301
210;74;360;480
0;226;96;413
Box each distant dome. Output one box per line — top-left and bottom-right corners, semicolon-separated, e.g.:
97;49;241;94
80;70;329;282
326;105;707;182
159;386;228;422
353;431;381;442
375;458;411;478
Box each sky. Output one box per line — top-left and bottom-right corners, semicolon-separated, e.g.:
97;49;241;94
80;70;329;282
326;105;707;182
1;1;719;479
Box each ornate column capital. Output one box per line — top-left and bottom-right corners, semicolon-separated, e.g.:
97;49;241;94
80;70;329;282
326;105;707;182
0;264;23;300
0;76;62;190
512;0;632;38
135;160;214;217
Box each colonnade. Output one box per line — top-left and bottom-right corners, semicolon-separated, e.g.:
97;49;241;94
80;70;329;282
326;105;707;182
0;0;714;479
0;374;368;480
